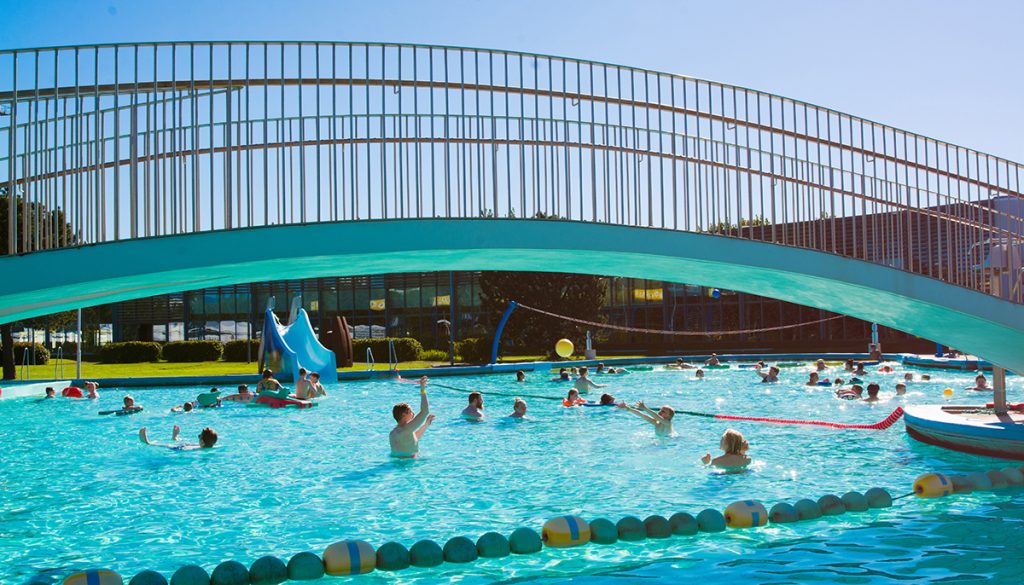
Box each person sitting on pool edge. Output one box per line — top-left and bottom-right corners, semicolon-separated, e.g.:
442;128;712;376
550;368;570;382
222;384;255;403
617;400;674;437
563;388;587;407
969;374;990;391
389;376;435;458
509;398;527;418
462;392;484;420
864;383;881;402
573;367;607;394
139;425;218;450
515;370;526;383
702;429;751;471
758;366;780;383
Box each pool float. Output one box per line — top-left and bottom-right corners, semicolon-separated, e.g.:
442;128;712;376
704;364;730;370
985;403;1024;410
836;390;860;400
255;394;317;409
63;570;122;585
562;398;586;407
878;366;894;373
629;365;654;371
581;402;615;407
98;406;144;416
196;389;222;407
62;386;83;398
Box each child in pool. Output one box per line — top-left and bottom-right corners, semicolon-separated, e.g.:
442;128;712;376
970;374;990;391
695;369;705;379
864;383;881;402
222;384;256;403
895;383;907;395
139;425;217;450
617;400;674;437
515;370;526;383
758;366;780;383
815;359;827;372
806;372;821;386
550;368;570;382
573;366;608;393
599;393;616;405
307;373;327;398
119;395;144;415
389;377;435;458
256;369;284;395
84;381;100;399
171;401;197;413
44;387;55;399
563;388;586;407
462;392;484;420
509;398;527;418
854;362;868;376
701;429;751;470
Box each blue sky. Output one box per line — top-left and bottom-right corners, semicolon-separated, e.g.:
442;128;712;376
1;0;1021;162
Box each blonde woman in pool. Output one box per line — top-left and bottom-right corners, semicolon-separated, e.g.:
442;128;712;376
702;429;751;470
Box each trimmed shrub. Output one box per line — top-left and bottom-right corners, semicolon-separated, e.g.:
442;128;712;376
351;337;423;363
224;339;261;362
419;349;450;362
54;341;77;358
162;340;224;362
99;341;161;363
11;342;50;365
455;337;490;364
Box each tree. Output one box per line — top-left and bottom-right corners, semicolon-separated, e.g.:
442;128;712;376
479;271;607;356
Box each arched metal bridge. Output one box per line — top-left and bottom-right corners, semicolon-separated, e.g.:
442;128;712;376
1;42;1022;369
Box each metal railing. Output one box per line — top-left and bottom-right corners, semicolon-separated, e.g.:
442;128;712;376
1;41;1021;302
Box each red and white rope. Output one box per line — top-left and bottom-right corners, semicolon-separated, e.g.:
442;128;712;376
515;302;846;337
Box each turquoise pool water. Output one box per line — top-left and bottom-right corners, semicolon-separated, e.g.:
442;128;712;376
2;361;1023;583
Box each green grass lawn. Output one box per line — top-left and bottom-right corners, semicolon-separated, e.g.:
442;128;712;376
9;354;651;381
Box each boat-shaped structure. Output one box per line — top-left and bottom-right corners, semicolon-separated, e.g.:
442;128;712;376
904;404;1024;460
901;353;993;371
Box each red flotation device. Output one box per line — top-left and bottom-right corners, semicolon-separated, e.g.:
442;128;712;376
985;402;1024;410
62;386;84;398
562;398;586;407
255;394;315;409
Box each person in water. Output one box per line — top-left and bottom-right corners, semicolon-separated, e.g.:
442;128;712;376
509;398;527;418
84;381;100;399
758;366;780;383
119;395;144;415
550;368;570;382
921;374;931;381
854;362;868;376
462;392;484;420
705;353;721;366
665;358;695;370
904;372;914;382
139;425;218;450
573;367;607;393
256;369;284;394
844;359;855;372
599;393;616;405
44;387;55;399
196;387;222;408
864;383;881;402
835;385;862;400
695;369;705;380
515;370;526;383
222;384;256;403
389;377;435;458
171;401;197;413
806;372;821;386
617;400;674;436
971;374;989;391
295;368;311;399
815;359;827;372
563;388;586;407
307;373;326;398
895;383;907;395
701;429;752;470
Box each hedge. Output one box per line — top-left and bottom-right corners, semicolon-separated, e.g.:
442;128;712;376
162;340;224;362
99;341;161;363
224;339;261;362
419;349;450;362
455;337;490;364
351;337;424;363
10;342;50;365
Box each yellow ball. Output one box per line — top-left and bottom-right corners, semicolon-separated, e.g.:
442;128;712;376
913;473;953;498
64;570;122;585
542;515;591;547
555;339;574;358
323;540;376;576
724;500;769;528
943;388;954;397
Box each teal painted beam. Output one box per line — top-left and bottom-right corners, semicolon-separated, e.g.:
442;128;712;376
2;219;1022;373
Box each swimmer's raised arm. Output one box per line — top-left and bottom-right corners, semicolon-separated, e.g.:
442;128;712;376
408;376;431;429
414;414;436;440
617;401;658;424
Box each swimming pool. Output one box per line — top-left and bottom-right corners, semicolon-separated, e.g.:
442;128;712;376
3;361;1023;583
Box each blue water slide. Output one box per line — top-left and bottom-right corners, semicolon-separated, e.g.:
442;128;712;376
261;308;337;382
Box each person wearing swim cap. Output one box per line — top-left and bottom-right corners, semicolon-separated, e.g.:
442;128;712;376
389;376;435;458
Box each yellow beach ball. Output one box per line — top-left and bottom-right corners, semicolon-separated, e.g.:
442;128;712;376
555;339;574;358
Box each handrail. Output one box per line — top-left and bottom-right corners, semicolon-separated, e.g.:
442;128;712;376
387;339;398;371
53;344;64;380
18;343;31;380
365;347;375;372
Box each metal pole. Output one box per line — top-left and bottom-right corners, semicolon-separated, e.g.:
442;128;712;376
75;308;82;379
993;366;1007;415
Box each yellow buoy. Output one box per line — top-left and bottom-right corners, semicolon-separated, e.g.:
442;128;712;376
323;540;376;576
63;570;123;585
943;388;954;397
555;339;574;358
913;473;953;498
542;515;591;547
724;500;769;528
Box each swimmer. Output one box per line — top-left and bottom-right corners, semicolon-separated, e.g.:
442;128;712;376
806;372;821;386
515;370;526;383
570;367;580;378
171;401;196;413
701;429;752;470
84;381;100;399
815;359;827;372
864;383;881;402
895;383;907;395
599;393;616;405
904;372;914;382
970;374;990;391
617;400;674;437
119;395;143;415
853;362;868;376
462;392;484;420
389;376;435;458
44;387;55;399
705;353;721;366
222;384;256;403
573;366;607;393
596;363;606;374
695;368;705;379
307;373;327;398
196;387;222;408
256;369;284;394
844;359;855;372
295;368;311;399
665;358;695;370
833;377;845;386
758;366;780;383
835;385;862;400
921;374;931;381
139;425;217;450
563;388;586;407
550;368;570;382
509;398;527;418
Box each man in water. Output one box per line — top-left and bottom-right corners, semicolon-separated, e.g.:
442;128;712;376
573;366;607;394
389;376;436;458
44;387;55;399
84;381;100;399
972;374;989;391
295;368;311;399
139;425;217;450
617;400;674;436
462;392;484;420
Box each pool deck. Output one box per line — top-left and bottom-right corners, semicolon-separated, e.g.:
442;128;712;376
0;352;898;395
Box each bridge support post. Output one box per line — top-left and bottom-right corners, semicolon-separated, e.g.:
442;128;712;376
489;301;518;365
993;366;1008;415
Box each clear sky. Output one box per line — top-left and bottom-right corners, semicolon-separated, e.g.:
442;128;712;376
1;0;1022;162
